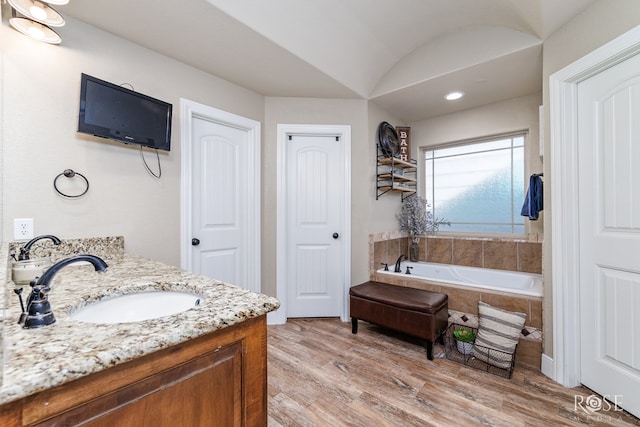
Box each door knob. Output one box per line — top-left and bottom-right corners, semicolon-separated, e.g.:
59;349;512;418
332;233;339;239
191;238;200;246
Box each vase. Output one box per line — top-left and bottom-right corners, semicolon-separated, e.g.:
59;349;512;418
409;238;419;262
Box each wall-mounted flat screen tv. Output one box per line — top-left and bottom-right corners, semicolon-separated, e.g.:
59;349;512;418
78;73;172;151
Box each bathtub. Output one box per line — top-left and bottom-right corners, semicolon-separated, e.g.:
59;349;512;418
378;261;543;298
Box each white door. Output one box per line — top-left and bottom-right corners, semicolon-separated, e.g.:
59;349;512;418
578;52;640;417
181;99;261;293
191;116;247;286
285;133;346;318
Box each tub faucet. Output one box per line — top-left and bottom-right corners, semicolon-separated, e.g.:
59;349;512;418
18;234;62;261
394;255;407;273
23;254;108;329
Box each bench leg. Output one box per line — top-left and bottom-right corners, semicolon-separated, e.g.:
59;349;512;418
426;340;434;360
351;318;358;334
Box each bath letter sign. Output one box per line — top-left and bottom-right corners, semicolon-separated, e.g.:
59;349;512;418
396;126;410;162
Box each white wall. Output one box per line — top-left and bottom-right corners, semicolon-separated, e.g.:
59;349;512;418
367;102;408;234
1;15;264;266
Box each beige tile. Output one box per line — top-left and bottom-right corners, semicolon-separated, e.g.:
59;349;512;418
388;275;406;286
396;238;409;259
483;241;517;271
385;239;396;262
529;300;543;329
517;242;542;273
453;239;483;267
373;241;385;272
444;287;480;314
427;238;453;264
418;238;427;262
515;339;542;370
403;277;442;293
383;238;401;265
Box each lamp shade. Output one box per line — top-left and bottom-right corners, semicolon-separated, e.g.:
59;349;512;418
39;0;69;4
9;17;62;44
8;0;65;27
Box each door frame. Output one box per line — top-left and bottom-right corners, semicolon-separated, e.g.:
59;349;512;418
273;124;352;325
548;25;640;387
180;98;261;293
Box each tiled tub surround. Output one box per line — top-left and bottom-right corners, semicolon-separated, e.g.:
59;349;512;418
369;233;543;370
371;234;542;275
1;237;279;406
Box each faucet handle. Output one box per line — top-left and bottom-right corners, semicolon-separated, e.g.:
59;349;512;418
380;263;389;271
18;248;30;261
24;284;56;328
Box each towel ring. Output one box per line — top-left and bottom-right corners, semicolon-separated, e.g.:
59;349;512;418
53;169;90;198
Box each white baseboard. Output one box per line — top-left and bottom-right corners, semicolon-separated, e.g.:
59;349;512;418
267;309;286;325
541;353;555;380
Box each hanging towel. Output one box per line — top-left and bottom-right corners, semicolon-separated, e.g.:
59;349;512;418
521;174;543;220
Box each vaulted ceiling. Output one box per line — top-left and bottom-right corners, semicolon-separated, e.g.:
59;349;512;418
58;0;596;122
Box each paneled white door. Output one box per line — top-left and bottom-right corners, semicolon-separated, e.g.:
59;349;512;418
286;134;345;318
578;51;640;417
181;100;260;292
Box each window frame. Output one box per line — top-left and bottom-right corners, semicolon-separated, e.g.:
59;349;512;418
419;130;529;239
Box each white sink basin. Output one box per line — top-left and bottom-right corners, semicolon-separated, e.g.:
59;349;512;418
70;291;202;324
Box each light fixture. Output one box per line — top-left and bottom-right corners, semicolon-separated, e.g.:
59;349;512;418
445;91;465;101
9;17;62;44
7;0;67;44
38;0;69;4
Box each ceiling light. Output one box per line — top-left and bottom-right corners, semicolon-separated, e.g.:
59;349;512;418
29;4;48;21
9;17;62;44
8;0;65;26
6;0;68;44
445;91;464;101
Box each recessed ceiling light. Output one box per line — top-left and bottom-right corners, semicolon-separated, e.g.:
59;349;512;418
445;91;464;101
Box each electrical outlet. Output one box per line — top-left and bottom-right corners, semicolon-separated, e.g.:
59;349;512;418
14;218;34;240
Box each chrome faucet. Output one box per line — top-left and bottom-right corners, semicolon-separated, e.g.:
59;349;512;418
17;234;61;261
394;255;407;273
23;254;108;328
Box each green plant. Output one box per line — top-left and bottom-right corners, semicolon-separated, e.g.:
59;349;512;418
396;195;449;242
453;329;476;343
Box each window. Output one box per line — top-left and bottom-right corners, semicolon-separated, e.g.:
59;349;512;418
423;133;525;234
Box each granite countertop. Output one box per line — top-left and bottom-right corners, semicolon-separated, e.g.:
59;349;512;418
1;238;279;406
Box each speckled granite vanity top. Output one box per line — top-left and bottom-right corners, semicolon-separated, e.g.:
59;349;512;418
1;237;279;405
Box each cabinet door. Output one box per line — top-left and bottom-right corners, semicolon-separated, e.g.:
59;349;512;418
37;343;243;427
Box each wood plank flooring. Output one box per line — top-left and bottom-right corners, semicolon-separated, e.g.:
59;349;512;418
267;318;640;427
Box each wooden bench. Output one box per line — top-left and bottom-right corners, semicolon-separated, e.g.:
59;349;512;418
349;281;448;360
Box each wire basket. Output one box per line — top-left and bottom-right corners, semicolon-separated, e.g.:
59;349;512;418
444;324;517;379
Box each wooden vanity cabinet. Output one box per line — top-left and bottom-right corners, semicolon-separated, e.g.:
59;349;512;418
0;316;268;427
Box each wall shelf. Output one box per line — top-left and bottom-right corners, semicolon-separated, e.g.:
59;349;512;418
376;148;417;201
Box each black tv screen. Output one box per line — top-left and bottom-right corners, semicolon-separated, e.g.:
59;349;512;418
78;73;172;151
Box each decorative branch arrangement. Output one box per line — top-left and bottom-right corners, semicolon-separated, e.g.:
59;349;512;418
397;195;449;244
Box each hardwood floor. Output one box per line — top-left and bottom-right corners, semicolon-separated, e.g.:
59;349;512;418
267;318;640;427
